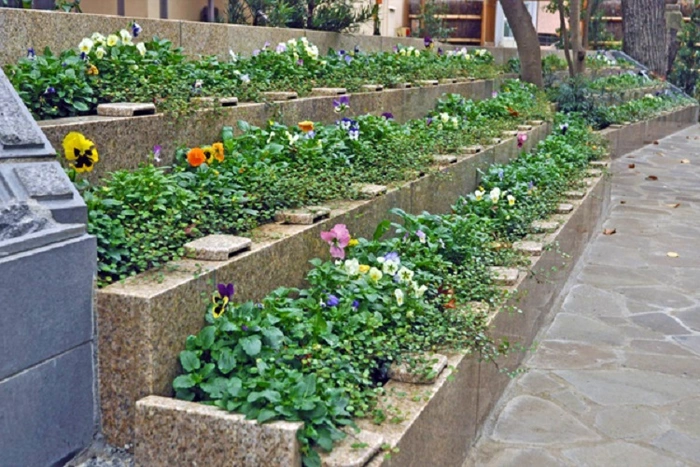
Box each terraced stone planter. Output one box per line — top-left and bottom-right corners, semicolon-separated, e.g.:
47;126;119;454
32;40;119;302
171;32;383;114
37;77;508;181
133;161;611;467
96;122;551;448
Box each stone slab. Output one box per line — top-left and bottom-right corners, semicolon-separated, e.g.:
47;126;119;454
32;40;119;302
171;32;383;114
390;83;412;89
361;84;384;92
417;80;439;86
531;220;559;233
262;91;298;101
502;130;520;137
513;241;543;256
0;234;95;381
586;169;603;177
190;97;239;107
275;206;331;225
134;396;302;467
557;203;574;214
183;234;252;261
563;190;586;199
462;145;483;154
320;429;384;467
0;343;96;467
388;353;448;384
311;87;348;96
590;160;610;168
14;162;74;200
517;125;533;131
433;154;457;165
489;267;520;286
358;184;387;198
96;103;156;117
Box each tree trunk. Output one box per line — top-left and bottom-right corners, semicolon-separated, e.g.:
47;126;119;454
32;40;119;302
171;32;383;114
556;0;575;77
622;0;667;76
500;0;544;87
569;0;586;74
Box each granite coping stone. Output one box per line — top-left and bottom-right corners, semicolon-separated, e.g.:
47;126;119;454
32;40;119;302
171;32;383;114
564;190;586;199
489;267;520;286
416;80;439;86
361;84;384;92
462;145;484;154
557;203;574;214
433;154;458;164
96;103;156;117
190;96;239;107
311;87;348;96
262;91;299;101
183;234;252;261
358;184;388;198
531;220;559;233
275;206;331;225
320;429;384;467
513;241;543;256
131;170;609;467
517;125;533;131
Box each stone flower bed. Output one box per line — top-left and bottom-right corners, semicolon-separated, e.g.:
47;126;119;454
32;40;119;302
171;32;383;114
132;117;612;467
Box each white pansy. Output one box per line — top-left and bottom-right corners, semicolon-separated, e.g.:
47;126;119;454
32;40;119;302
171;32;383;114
489;187;501;204
344;259;360;276
78;38;94;54
136;42;147;57
369;267;383;282
439;112;450;123
229;49;238;61
286;131;299;145
507;194;516;206
397;267;414;283
394;289;405;306
382;260;400;276
106;34;119;47
474;189;485;201
412;282;428;298
95;47;106;60
119;29;132;44
91;32;106;44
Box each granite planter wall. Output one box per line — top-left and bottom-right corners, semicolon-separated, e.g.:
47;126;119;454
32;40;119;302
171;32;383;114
38;77;505;182
133;163;611;467
96;122;552;448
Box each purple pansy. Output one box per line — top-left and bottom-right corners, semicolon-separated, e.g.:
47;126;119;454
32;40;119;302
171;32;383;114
344;54;353;64
153;144;162;162
297;59;304;66
498;169;504;180
44;86;56;95
352;300;360;310
381;112;394;120
252;49;261;56
517;133;527;148
27;48;36;59
132;22;142;37
217;283;235;299
424;36;433;48
326;295;340;307
416;230;426;243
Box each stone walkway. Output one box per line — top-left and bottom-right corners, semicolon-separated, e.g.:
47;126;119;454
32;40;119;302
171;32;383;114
467;125;700;467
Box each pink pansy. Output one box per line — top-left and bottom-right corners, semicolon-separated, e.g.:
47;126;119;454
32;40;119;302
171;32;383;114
320;224;351;259
517;133;528;148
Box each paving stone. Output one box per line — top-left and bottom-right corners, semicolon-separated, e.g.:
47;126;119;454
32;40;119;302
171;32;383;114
516;370;565;395
492;396;600;445
593;407;667;440
553;369;700;406
513;241;542;256
578;264;661;289
183;234;251;261
672;335;700;356
628;339;696;357
652;430;700;464
545;314;626;346
488;267;519;286
529;341;617;370
630;313;691;335
668;398;700;436
96;102;156;117
615;286;696;310
485;448;568;467
561;284;628;318
623;352;700;378
672;309;700;331
562;442;679;467
548;390;591;415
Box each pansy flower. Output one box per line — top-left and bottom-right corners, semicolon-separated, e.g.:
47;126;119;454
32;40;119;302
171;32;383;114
320;224;351;259
153;144;162;163
87;64;99;76
211;283;234;319
381;112;394;120
424;36;433;49
202;146;216;165
517;133;527;148
63;132;99;173
78;38;94;54
212;142;225;162
27;47;36;60
298;121;314;132
187;147;206;167
132;22;142;37
333;95;350;113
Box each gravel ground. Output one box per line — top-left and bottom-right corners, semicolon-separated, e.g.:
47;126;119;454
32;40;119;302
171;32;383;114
64;436;134;467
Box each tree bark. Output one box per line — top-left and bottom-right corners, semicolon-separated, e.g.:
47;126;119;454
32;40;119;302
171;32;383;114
556;0;575;77
622;0;667;76
500;0;544;87
569;0;586;74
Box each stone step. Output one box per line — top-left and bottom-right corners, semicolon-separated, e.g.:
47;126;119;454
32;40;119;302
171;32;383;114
557;203;574;214
529;120;544;126
531;220;559;233
184;234;251;261
489;266;520;286
96;102;156;117
433;154;458;165
513;241;543;256
563;190;586;200
491;137;502;145
358;184;388;198
460;145;483;154
261;91;298;101
502;130;520;137
274;206;330;225
388;353;448;384
517;125;533;131
390;82;412;89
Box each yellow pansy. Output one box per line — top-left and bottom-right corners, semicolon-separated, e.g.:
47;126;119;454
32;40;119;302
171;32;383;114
348;238;359;247
359;264;370;274
62;132;99;173
106;34;119;47
202;146;215;165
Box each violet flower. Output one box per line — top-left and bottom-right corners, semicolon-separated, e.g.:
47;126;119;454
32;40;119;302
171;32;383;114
80;52;87;61
153;144;162;163
354;45;360;54
426;117;433;126
498;169;504;180
560;123;569;135
326;295;340;307
437;47;444;56
333;95;350;113
297;59;304;66
44;86;56;95
381;112;394;120
517;133;527;148
383;252;400;262
424;36;433;49
416;230;426;243
306;130;316;139
339;117;354;130
492;91;498;98
338;50;346;56
241;324;249;331
217;283;235;299
352;300;360;310
263;41;270;49
27;48;36;60
132;22;142;38
276;43;287;53
344;54;353;64
320;224;351;259
348;126;359;141
240;74;251;83
252;49;261;57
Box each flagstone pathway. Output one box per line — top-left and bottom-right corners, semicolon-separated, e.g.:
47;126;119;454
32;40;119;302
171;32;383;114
466;125;700;466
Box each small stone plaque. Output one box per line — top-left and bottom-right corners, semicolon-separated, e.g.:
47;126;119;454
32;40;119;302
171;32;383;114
262;91;298;101
489;266;519;286
184;235;251;261
557;203;574;214
310;87;347;96
564;190;586;200
389;353;448;384
274;206;330;225
513;241;543;256
190;97;239;107
361;84;383;92
358;184;387;198
491;138;502;145
529;120;544;126
433;154;457;165
531;220;559;233
96;102;156;117
417;79;439;86
14;163;73;200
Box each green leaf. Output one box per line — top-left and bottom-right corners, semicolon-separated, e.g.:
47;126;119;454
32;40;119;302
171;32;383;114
72;101;89;112
217;348;236;374
173;374;196;389
373;219;391;241
257;408;278;423
303;450;321;467
262;327;284;350
247;389;282;403
240;335;262;356
222;126;234;142
316;428;334;451
227;377;243;398
179;350;200;372
200;377;229;398
197;326;216;350
291;374;317;400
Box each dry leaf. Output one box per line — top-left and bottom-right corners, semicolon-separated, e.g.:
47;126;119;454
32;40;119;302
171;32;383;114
667;252;679;258
666;203;680;208
603;228;616;236
646;175;658;181
653;141;659;145
628;163;636;169
620;200;627;204
681;159;690;164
